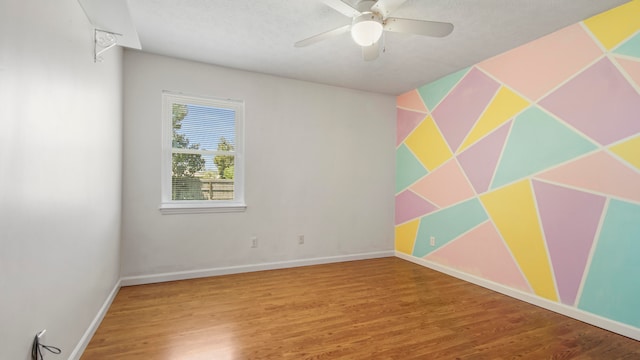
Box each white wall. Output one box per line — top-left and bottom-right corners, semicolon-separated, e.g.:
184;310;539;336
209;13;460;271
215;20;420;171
122;51;395;277
0;1;122;359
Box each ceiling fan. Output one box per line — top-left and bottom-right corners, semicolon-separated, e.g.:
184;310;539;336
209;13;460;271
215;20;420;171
294;0;454;61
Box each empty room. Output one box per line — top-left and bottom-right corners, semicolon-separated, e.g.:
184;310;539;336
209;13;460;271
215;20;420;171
2;0;640;359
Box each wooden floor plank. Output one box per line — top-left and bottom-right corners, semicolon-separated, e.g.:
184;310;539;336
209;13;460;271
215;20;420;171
81;257;640;359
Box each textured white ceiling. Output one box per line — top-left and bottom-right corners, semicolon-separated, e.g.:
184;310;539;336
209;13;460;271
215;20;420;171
128;0;629;95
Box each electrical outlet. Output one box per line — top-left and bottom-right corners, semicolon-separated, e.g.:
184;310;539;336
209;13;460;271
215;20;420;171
298;235;304;245
430;236;435;247
251;236;258;248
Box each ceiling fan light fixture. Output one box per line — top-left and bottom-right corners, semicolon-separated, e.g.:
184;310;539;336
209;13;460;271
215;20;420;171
351;13;383;46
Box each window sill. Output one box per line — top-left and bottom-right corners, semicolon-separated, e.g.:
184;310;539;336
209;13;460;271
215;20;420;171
159;202;247;215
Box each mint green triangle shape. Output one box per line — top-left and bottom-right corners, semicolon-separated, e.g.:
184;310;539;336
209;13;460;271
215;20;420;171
417;67;471;112
578;199;640;327
413;198;488;258
396;144;428;193
614;33;640;58
491;106;598;189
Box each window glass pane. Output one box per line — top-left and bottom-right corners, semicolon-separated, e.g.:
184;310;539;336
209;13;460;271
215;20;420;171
171;153;236;201
173;104;235;151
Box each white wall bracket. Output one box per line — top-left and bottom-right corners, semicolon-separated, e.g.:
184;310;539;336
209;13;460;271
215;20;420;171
78;0;141;62
94;29;121;62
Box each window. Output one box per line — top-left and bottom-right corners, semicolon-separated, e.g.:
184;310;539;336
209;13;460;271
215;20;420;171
160;92;245;214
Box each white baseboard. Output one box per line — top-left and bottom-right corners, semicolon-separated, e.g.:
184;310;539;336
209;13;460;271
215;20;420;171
395;251;640;341
120;251;394;286
68;279;121;360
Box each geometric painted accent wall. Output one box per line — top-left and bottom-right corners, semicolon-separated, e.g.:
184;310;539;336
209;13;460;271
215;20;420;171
396;0;640;329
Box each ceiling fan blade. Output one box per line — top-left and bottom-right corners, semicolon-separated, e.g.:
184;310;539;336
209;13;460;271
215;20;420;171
371;0;408;19
322;0;361;17
362;36;383;61
294;24;351;47
383;18;454;37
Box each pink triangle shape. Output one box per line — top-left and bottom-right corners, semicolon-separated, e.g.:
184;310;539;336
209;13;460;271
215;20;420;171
397;108;426;146
432;68;501;153
616;57;640;89
410;159;476;208
426;221;531;292
536;151;640;202
397;89;428;112
532;180;606;305
457;120;512;194
395;190;438;225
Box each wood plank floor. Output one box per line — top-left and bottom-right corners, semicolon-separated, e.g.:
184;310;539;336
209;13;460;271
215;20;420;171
81;257;640;359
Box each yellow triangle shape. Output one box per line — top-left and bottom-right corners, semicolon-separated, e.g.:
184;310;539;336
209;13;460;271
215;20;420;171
584;0;640;50
458;86;529;153
395;219;420;255
609;135;640;170
479;180;558;301
404;116;453;171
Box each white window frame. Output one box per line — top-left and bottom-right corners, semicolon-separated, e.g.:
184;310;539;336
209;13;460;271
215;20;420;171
160;91;246;214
